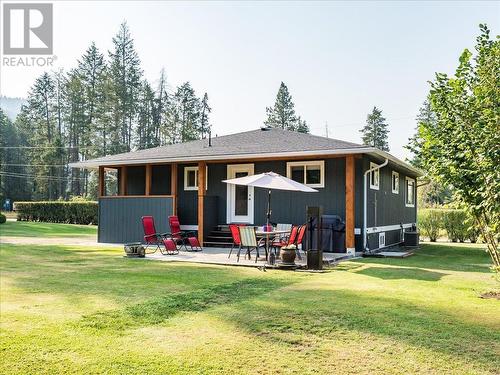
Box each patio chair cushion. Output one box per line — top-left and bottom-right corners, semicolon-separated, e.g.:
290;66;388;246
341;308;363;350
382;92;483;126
187;236;202;249
162;238;177;252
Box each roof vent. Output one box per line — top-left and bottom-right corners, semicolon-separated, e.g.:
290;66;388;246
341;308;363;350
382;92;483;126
260;125;272;131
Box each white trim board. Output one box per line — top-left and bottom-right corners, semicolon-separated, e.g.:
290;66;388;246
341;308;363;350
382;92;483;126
180;225;198;231
366;223;414;234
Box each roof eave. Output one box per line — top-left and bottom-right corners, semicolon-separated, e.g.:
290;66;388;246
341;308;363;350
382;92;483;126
68;147;423;176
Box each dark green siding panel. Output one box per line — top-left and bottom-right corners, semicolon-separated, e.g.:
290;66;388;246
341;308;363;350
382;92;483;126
177;164;198;225
364;156;418;228
127;166;146;195
151;165;171;195
206;163;228;224
366;229;403;250
98;197;174;243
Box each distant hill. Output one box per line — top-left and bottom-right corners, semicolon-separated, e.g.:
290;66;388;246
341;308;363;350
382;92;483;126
0;96;26;121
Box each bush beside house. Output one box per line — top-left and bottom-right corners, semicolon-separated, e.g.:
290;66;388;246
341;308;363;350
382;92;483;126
14;201;98;225
0;213;6;224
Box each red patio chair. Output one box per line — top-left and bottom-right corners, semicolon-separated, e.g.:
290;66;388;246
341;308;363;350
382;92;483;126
294;224;307;260
141;216;178;255
228;224;246;259
272;225;299;255
168;215;202;251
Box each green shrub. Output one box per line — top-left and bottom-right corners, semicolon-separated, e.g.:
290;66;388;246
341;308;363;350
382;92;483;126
418;209;443;242
0;213;6;224
442;209;472;243
14;201;98;225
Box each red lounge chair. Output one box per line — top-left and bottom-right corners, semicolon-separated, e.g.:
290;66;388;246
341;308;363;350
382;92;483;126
141;216;178;255
228;224;246;259
168;215;202;251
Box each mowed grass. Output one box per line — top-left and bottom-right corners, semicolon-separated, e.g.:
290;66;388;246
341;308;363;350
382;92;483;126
1;224;499;374
0;220;97;237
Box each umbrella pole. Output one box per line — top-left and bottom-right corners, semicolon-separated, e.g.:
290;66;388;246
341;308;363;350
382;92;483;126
266;189;271;226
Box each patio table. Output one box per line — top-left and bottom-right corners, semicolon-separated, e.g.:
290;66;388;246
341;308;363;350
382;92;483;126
256;229;290;264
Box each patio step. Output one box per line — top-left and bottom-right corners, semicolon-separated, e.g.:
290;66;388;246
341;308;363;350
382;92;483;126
204;225;234;248
203;241;233;248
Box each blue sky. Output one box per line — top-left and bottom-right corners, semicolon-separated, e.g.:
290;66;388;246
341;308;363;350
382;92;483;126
1;1;498;159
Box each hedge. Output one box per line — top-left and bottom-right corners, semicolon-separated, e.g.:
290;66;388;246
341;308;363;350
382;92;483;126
14;201;98;225
0;213;6;224
418;208;479;243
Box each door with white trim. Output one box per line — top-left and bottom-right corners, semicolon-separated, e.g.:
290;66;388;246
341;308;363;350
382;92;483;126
227;164;254;223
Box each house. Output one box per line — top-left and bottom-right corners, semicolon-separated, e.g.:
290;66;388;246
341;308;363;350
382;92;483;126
69;127;422;254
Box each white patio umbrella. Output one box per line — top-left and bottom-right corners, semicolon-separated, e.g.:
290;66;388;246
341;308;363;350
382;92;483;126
223;171;318;226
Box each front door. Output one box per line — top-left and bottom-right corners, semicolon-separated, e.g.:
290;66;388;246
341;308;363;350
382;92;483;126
227;164;254;224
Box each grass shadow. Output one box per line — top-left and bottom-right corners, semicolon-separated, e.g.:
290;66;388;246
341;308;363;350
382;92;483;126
219;288;500;372
354;243;492;274
355;266;446;281
77;278;288;332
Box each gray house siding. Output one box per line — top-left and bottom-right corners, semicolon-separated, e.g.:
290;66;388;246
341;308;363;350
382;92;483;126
98;196;174;243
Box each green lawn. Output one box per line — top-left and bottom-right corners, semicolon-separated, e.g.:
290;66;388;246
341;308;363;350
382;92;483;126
0;223;499;374
0;220;97;237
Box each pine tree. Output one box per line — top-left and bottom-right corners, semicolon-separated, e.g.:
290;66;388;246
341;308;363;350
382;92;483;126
264;82;308;133
154;68;169;146
360;106;390;151
136;81;156;149
199;93;211;139
21;72;64;199
406;99;436;168
0;109;31;202
108;22;142;152
167;82;201;143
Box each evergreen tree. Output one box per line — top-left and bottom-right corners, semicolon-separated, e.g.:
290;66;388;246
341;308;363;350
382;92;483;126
406;99;436;168
20;72;65;199
360;106;390;151
154;69;169;147
108;22;142;152
0;109;31;202
136;81;156;149
199;93;211;139
264;82;308;133
167;82;201;143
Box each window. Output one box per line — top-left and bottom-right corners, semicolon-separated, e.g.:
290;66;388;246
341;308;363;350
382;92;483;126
183;166;208;191
392;171;399;194
286;161;324;188
405;177;415;207
369;162;380;190
184;167;198;190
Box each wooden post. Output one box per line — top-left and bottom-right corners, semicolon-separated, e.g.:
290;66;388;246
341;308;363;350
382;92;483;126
197;162;206;246
98;166;105;197
345;155;355;255
145;164;152;195
171;164;178;215
120;166;127;196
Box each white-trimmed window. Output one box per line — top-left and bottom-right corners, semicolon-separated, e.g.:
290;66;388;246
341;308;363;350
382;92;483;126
405;177;415;207
369;162;380;190
184;167;198;190
184;166;208;191
392;171;399;194
286;161;324;188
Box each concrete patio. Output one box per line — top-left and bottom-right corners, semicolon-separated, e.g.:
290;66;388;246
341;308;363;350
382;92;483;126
145;246;355;268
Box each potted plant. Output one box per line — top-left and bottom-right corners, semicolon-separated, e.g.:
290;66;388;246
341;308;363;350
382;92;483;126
280;244;297;265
